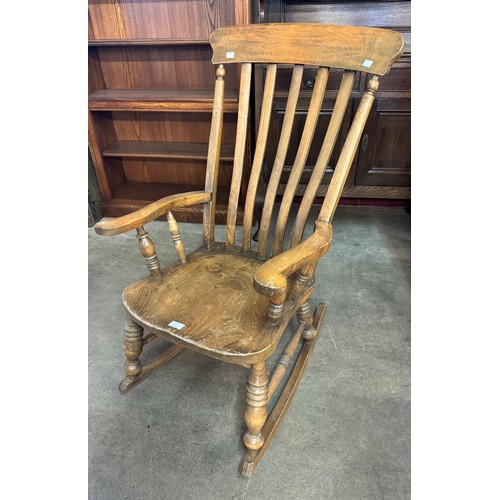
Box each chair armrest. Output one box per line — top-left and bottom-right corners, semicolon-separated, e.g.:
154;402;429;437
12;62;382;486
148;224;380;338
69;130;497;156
253;220;332;298
94;191;212;236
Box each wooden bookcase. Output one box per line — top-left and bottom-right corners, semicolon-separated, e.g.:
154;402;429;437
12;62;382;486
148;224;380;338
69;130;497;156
88;0;252;223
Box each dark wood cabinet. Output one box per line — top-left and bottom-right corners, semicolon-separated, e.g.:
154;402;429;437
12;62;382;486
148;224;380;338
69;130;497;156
88;0;252;223
255;0;411;200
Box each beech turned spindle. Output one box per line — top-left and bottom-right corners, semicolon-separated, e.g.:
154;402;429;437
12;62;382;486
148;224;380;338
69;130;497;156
267;322;305;399
167;211;187;264
288;262;317;302
136;226;161;277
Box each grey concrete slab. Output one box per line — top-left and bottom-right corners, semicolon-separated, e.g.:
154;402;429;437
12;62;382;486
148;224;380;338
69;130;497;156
88;206;410;499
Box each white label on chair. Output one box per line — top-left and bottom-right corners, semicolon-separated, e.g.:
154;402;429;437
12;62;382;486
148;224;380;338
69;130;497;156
168;320;185;330
362;59;374;68
226;51;235;59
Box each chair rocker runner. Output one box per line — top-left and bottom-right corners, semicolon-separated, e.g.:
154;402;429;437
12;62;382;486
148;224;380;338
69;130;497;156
94;24;404;476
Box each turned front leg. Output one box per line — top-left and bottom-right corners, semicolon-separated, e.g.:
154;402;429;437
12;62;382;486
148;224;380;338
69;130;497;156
243;361;269;468
119;316;144;393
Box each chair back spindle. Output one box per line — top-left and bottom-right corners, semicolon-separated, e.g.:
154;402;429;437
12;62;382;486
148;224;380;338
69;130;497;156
271;66;329;257
257;64;304;260
241;63;277;254
207;24;404;259
289;70;355;248
226;62;252;250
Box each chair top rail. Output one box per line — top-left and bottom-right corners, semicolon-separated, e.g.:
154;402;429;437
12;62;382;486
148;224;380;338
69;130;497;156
211;23;404;76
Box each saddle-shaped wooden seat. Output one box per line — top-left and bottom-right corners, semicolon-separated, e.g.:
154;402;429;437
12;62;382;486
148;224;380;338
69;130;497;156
94;23;404;476
123;246;306;363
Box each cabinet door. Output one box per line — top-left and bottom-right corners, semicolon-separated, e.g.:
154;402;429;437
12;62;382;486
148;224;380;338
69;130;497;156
355;96;410;188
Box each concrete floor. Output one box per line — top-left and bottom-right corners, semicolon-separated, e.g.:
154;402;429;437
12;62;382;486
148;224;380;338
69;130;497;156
88;206;410;499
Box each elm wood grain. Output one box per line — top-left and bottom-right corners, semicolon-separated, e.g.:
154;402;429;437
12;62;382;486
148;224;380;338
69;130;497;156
211;24;404;76
122;245;315;365
102;140;234;161
241;303;326;476
88;89;239;112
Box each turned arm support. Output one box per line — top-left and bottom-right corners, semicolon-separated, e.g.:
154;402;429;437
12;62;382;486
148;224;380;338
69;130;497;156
94;191;212;236
253;221;332;323
253;220;332;297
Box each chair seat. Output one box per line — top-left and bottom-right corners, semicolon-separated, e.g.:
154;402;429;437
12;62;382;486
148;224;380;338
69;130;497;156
123;245;306;364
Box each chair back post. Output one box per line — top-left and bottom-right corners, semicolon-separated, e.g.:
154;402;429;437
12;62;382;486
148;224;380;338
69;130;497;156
318;76;379;224
203;64;226;250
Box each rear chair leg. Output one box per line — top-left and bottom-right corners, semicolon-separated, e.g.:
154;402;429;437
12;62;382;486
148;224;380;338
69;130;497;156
242;360;268;476
297;300;316;341
119;316;144;393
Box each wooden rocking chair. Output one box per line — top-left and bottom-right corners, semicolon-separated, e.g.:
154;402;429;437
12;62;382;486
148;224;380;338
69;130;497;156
94;24;404;476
